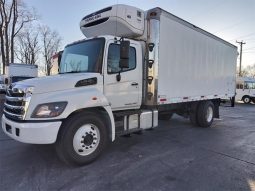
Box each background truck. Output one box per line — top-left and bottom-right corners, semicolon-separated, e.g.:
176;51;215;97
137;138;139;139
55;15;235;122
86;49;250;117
2;4;237;165
5;63;38;85
0;75;6;93
236;77;255;103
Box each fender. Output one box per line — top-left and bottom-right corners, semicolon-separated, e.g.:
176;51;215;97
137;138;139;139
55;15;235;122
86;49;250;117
26;86;116;141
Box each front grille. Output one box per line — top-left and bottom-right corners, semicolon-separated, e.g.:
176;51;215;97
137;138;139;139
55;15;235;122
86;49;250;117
4;86;26;120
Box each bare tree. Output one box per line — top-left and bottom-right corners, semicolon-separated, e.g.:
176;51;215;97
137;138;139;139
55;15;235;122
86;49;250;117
245;64;255;78
40;25;62;75
0;0;37;74
15;28;40;64
237;68;248;77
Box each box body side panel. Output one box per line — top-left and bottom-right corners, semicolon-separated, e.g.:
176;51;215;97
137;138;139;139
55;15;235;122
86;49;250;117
157;14;237;104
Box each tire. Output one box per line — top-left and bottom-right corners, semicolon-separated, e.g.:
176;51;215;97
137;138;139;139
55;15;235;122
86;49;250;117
242;96;251;104
230;96;235;107
197;101;214;128
158;112;173;120
252;98;255;104
55;112;109;165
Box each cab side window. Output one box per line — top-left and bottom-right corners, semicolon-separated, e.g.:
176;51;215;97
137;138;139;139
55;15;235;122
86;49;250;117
107;44;136;74
244;82;249;89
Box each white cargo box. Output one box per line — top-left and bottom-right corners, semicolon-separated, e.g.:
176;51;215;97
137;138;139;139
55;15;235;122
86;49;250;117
6;63;38;78
80;5;145;38
145;8;238;105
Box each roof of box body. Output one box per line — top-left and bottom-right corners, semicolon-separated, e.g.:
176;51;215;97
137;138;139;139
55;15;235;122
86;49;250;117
146;7;237;49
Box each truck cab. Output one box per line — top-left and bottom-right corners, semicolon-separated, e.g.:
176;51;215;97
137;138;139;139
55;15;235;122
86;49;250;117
2;35;148;165
59;36;143;111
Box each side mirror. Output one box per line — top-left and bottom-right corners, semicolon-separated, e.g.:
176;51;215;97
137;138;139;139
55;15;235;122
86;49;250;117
119;40;130;69
119;59;129;69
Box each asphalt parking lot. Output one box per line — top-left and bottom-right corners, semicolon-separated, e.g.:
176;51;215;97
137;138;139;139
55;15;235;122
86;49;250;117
0;101;255;191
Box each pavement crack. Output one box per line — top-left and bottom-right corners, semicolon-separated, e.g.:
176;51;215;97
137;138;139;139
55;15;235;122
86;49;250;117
0;138;13;142
202;148;255;166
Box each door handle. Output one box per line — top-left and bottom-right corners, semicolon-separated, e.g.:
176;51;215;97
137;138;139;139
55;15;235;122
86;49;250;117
131;82;138;86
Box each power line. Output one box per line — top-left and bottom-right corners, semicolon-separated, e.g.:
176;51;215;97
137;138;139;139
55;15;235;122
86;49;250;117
243;51;255;54
236;41;246;76
229;32;255;41
213;20;247;33
243;47;255;51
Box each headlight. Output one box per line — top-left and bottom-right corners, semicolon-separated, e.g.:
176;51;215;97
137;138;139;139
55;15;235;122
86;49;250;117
31;102;67;118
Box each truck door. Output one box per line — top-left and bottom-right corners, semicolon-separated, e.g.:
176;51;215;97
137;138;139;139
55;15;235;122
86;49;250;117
104;40;142;111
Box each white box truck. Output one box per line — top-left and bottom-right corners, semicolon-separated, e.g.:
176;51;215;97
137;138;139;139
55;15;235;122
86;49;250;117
5;63;38;85
2;5;237;165
236;77;255;103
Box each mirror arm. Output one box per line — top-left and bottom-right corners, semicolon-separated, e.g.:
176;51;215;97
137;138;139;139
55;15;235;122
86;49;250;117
116;69;122;82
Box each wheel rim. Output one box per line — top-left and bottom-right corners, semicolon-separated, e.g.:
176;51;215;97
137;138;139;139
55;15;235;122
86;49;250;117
73;124;100;156
244;97;250;103
206;106;213;123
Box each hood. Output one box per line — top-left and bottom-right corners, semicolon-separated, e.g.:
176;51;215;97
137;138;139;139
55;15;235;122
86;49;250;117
15;73;102;94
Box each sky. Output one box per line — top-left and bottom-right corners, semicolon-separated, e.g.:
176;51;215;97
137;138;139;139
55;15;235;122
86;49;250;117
25;0;255;68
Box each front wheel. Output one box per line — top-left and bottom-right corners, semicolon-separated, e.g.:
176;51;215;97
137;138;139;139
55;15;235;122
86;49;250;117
55;112;109;165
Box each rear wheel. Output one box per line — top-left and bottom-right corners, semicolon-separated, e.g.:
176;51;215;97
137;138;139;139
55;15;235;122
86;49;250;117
252;98;255;104
55;112;109;165
242;96;251;104
197;101;214;128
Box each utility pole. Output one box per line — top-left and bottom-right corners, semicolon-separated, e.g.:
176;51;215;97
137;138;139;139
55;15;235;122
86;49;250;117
236;41;246;76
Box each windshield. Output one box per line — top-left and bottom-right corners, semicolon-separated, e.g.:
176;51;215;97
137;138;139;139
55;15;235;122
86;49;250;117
11;76;34;83
59;38;105;74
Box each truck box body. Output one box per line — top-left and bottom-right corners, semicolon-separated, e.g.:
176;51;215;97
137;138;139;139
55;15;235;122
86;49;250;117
5;63;38;84
150;9;237;105
6;63;38;78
